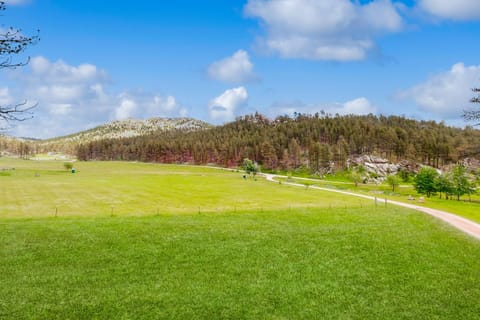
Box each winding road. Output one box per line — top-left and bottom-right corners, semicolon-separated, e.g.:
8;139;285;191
262;173;480;241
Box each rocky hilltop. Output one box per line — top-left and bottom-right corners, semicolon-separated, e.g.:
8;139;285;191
31;117;212;154
0;117;213;156
43;117;212;143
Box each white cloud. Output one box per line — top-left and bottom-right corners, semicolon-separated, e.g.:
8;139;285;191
12;56;108;107
152;95;178;113
397;62;480;118
48;104;73;116
419;0;480;20
209;87;248;122
340;97;377;115
270;97;377;117
244;0;403;61
27;56;107;84
113;92;187;120
0;87;13;105
4;56;188;138
208;50;257;83
115;97;137;120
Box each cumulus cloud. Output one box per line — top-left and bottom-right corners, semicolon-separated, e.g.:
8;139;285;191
209;87;248;122
115;97;137;120
113;92;187;121
0;87;14;106
244;0;403;61
418;0;480;20
28;56;107;84
339;97;377;115
48;103;73;116
4;56;187;138
13;56;109;106
270;97;377;117
397;62;480;118
208;50;257;83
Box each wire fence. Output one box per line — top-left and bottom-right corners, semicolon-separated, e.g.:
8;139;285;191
1;200;390;218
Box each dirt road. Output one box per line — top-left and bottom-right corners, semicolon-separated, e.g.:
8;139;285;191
263;173;480;241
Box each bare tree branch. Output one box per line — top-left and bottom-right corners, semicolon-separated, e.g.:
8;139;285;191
471;88;480;104
0;1;40;128
463;87;480;126
0;25;40;69
0;101;36;122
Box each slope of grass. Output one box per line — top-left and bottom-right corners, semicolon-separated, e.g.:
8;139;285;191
1;208;480;319
0;158;371;218
282;175;480;223
2;158;480;318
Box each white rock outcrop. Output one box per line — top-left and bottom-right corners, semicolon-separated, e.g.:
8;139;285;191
353;155;400;181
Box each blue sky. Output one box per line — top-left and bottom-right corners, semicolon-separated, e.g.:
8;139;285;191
1;0;480;138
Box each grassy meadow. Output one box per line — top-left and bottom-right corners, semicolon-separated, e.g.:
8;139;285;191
280;175;480;223
0;158;371;218
1;158;480;319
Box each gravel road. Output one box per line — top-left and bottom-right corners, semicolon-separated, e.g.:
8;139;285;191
263;173;480;241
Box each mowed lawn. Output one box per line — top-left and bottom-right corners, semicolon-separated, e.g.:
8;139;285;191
285;176;480;223
0;159;371;218
1;158;480;319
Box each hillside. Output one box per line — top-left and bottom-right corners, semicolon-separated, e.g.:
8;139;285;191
0;135;33;157
0;117;212;155
3;113;480;172
43;117;212;143
77;113;480;171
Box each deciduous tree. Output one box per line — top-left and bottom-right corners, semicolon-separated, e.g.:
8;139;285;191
414;167;438;198
434;174;453;200
386;175;401;192
450;165;476;201
243;158;258;177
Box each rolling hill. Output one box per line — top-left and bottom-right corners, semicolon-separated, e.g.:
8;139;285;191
42;117;212;143
19;117;213;155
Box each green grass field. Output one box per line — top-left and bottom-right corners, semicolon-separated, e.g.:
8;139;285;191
1;158;480;319
0;158;371;218
281;175;480;223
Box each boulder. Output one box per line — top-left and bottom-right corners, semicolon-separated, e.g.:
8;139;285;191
352;155;400;182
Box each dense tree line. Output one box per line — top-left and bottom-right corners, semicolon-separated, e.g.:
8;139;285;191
0;136;34;158
76;113;480;171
